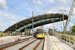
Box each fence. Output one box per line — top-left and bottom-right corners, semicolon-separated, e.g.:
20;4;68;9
0;32;23;37
55;32;75;48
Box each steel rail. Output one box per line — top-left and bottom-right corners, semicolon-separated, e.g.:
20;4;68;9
0;37;32;50
19;39;37;50
33;39;43;50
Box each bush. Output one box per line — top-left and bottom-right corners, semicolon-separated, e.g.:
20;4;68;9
72;25;75;32
0;33;3;37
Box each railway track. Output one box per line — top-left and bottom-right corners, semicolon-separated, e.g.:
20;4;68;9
33;39;43;50
19;39;43;50
0;37;32;50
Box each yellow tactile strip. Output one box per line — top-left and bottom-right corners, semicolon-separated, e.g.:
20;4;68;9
50;36;61;50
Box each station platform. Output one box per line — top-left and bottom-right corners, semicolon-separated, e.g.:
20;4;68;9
0;36;20;45
50;36;74;50
44;35;74;50
0;35;32;45
44;35;49;50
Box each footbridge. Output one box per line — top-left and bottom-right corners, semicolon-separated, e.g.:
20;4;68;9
4;13;68;32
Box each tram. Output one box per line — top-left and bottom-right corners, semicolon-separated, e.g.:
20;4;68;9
36;27;44;38
48;29;52;35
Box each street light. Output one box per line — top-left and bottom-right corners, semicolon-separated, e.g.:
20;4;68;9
59;9;66;34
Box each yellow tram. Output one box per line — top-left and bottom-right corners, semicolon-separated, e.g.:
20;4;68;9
36;27;44;38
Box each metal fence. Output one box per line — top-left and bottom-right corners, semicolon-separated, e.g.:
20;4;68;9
55;32;75;48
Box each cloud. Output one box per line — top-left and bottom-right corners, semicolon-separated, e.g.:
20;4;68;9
34;1;42;5
69;22;74;26
27;8;32;11
0;11;28;31
47;0;55;3
59;7;75;15
0;12;10;19
0;23;3;26
59;25;63;28
42;20;67;31
58;0;67;4
8;17;16;20
45;10;57;14
59;7;70;14
73;8;75;15
0;0;8;10
71;16;75;19
43;23;57;30
44;24;53;29
0;23;5;31
48;0;71;4
0;12;10;17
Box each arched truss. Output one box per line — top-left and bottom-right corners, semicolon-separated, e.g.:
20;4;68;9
4;13;68;32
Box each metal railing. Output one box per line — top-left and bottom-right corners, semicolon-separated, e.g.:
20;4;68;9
55;32;75;48
47;33;53;50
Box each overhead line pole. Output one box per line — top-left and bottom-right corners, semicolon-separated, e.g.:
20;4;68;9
32;10;34;40
59;9;66;34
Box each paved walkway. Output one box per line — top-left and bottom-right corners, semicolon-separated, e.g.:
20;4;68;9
0;36;20;45
44;36;49;50
0;36;32;45
50;36;74;50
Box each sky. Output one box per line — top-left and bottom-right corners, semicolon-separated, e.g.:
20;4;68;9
0;0;75;31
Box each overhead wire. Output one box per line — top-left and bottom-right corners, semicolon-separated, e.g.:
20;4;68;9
7;3;26;17
35;0;56;15
2;0;29;18
27;0;34;10
30;0;38;13
0;4;24;19
43;0;60;14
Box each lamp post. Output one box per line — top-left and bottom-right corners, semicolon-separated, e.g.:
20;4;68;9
59;9;66;34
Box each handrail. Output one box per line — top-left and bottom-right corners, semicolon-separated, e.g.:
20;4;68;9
55;32;75;48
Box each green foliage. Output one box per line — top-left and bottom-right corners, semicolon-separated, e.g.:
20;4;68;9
4;33;6;36
0;33;3;37
72;25;75;32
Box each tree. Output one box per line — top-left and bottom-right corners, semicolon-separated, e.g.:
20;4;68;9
72;25;75;32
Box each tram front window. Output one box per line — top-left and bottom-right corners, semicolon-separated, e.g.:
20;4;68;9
38;33;43;34
37;29;44;33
